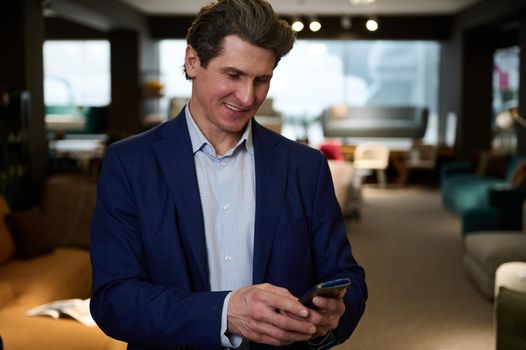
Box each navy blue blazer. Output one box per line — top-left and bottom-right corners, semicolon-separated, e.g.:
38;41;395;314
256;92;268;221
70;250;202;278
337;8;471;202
90;110;367;350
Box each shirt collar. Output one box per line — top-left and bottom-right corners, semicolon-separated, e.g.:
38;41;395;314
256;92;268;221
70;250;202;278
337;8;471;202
185;103;254;156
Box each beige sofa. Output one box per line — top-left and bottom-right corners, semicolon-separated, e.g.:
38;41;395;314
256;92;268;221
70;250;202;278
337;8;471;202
0;175;125;350
327;159;360;218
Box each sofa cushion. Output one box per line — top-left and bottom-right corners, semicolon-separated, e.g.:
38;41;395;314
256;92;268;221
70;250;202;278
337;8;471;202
466;233;526;271
0;247;92;306
328;160;354;212
42;175;97;249
0;196;16;265
444;175;505;214
5;207;54;259
510;162;526;188
475;152;510;178
0;282;14;308
464;232;526;298
0;304;126;350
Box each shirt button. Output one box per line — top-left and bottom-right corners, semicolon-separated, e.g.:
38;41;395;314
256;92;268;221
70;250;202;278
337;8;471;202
222;203;230;211
224;256;232;261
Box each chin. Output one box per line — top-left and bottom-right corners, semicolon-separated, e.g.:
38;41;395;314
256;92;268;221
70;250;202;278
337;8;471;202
220;117;252;132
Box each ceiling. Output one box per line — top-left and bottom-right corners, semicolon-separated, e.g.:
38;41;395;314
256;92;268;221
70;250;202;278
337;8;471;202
119;0;483;16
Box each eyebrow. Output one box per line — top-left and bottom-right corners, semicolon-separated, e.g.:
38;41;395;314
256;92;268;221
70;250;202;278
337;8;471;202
220;67;273;80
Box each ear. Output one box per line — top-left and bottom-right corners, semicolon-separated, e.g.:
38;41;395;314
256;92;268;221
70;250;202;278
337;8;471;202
185;45;200;79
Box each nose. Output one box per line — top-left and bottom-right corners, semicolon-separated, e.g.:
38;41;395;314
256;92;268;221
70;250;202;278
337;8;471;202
235;80;255;107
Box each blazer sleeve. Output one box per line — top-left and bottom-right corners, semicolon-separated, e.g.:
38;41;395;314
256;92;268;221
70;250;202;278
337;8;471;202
90;145;229;348
308;152;367;347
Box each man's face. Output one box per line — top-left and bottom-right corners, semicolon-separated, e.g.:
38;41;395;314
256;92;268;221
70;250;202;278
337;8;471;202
185;35;275;140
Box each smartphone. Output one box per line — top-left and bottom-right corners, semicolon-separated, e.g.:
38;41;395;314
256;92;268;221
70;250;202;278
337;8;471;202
299;278;351;307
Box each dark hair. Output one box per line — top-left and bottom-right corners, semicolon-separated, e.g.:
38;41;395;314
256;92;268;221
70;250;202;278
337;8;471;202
184;0;295;79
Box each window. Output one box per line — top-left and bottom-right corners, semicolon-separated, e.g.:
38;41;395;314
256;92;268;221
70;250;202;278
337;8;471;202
43;40;110;130
159;39;439;144
493;46;520;117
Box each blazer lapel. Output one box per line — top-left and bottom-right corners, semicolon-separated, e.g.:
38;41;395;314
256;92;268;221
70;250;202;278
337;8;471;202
252;121;289;284
152;113;210;290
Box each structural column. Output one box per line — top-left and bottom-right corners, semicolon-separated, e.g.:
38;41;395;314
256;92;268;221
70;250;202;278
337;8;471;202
0;0;47;197
109;29;142;136
517;20;526;155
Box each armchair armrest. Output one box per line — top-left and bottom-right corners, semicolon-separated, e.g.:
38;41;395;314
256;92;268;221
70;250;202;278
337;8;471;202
462;207;502;234
489;186;526;231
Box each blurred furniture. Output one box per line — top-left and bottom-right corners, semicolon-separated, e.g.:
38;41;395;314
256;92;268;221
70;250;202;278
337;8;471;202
323;142;361;218
0;175;125;350
321;105;428;139
463;202;526;299
48;134;106;177
327;160;355;215
400;143;437;185
464;233;526;299
494;262;526;350
320;139;344;161
254;99;282;134
353;143;390;188
441;152;526;234
342;144;413;186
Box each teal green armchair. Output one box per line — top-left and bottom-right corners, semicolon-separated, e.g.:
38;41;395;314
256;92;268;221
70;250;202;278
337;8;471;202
441;153;526;234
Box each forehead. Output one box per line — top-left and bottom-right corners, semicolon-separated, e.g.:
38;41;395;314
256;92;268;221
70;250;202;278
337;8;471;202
211;35;276;75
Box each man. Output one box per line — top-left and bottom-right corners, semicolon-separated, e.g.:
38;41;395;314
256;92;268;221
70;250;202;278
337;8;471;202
90;0;367;349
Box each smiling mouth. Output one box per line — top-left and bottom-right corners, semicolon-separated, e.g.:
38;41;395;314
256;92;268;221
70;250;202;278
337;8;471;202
225;103;250;113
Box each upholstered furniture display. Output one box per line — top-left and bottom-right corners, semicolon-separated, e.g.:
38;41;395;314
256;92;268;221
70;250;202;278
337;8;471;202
321;105;429;139
0;175;125;350
352;143;390;188
464;232;526;299
463;201;526;299
494;262;526;350
402;143;437;185
441;152;526;234
323;142;361;218
327;159;354;215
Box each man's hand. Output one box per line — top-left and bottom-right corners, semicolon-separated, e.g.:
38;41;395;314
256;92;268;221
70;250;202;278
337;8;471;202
227;283;317;346
304;290;346;339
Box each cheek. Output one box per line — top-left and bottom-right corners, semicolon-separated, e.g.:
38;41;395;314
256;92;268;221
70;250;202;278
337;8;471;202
255;85;270;102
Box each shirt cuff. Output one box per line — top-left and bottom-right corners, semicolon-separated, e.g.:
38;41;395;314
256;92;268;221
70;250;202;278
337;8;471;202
221;292;243;348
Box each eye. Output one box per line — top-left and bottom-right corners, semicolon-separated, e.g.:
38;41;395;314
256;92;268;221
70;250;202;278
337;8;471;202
255;77;271;85
227;72;240;80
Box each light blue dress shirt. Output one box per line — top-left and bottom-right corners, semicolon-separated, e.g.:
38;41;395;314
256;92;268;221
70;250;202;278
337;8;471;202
185;105;255;347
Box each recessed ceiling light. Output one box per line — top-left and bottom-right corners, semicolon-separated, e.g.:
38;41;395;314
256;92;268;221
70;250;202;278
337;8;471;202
366;18;379;31
292;19;304;32
309;19;321;32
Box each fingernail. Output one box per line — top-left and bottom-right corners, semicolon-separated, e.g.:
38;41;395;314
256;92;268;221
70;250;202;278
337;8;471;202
309;326;316;334
300;309;309;317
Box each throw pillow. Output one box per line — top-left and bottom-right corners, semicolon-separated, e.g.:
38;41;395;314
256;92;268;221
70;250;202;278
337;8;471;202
476;152;510;178
510;162;526;188
320;140;344;161
4;207;54;259
474;151;489;176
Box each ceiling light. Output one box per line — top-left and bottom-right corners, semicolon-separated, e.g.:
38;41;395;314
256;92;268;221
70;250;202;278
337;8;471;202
366;18;379;31
309;18;321;32
292;19;304;32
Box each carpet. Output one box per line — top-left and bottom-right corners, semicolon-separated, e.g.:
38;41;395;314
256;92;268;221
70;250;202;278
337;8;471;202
337;187;495;350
